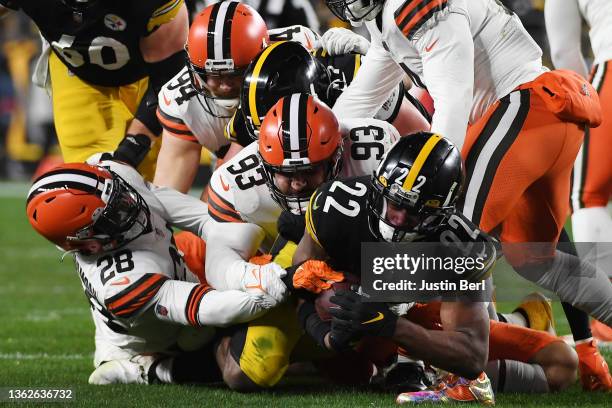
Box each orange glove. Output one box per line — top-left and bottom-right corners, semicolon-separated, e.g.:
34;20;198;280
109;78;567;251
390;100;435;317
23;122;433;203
293;260;345;294
249;254;273;265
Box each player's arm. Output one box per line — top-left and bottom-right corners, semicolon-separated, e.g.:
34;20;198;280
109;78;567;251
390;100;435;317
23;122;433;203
104;272;267;327
148;183;210;237
332;37;405;120
393;301;489;379
115;1;188;167
418;13;474;150
204;173;288;304
153;130;201;193
544;0;588;77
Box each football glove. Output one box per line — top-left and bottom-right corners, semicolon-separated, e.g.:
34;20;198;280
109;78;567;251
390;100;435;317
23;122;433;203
329;289;398;338
241;262;288;305
320;27;370;56
293;260;345;294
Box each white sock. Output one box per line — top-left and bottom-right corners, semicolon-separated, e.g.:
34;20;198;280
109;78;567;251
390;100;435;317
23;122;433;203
154;357;174;384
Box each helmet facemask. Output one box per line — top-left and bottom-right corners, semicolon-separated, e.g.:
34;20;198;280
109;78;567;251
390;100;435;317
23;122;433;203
259;148;343;215
367;177;452;243
325;0;383;23
68;172;151;254
185;48;243;119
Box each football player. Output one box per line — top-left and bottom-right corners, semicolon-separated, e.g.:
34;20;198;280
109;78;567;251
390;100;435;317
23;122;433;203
545;0;612;390
226;39;430;151
0;0;190;180
292;133;577;402
26;159;273;385
204;94;401;390
153;1;322;193
320;0;612;369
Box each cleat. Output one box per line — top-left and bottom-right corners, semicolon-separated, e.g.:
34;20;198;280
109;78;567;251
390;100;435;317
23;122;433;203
590;319;612;343
88;354;161;385
513;292;556;335
575;339;612;391
396;372;495;405
380;360;436;392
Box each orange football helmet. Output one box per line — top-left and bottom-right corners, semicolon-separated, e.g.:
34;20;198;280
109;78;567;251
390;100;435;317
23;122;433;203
26;163;150;254
258;93;344;213
186;1;269;116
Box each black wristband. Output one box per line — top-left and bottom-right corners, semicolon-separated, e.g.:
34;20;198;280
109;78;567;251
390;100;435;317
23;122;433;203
114;133;152;168
298;301;331;349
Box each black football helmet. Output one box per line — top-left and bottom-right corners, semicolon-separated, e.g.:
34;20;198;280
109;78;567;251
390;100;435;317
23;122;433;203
240;41;330;140
368;132;465;242
325;0;383;23
62;0;97;11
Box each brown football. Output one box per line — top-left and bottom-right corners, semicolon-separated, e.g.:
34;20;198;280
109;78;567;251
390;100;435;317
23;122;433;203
315;274;360;321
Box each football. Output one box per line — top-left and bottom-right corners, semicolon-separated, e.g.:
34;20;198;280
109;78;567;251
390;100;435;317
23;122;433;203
315;274;360;321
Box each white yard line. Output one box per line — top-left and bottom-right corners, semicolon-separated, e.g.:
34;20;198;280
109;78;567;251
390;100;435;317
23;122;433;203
0;352;91;360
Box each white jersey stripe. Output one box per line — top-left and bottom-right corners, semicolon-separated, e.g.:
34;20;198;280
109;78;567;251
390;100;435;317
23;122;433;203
462;91;522;220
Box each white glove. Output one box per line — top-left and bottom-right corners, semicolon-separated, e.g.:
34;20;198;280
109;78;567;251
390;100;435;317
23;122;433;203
320;27;370;56
241;262;288;305
268;25;321;51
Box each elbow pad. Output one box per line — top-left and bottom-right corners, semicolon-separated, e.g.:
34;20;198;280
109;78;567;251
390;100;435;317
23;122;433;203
136;49;186;135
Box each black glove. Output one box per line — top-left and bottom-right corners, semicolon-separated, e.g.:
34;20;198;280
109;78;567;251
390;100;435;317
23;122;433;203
113;133;152;168
329;290;398;339
277;210;306;243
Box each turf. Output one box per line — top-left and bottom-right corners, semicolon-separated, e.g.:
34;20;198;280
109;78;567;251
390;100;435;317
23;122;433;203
0;192;610;407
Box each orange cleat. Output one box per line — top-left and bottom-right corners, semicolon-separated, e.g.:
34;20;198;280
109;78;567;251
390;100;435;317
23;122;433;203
575;339;612;391
590;319;612;343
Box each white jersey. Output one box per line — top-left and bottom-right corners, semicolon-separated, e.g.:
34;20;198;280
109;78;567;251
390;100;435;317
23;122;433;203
157;67;233;155
205;118;399;289
333;0;545;149
545;0;612;75
75;160;265;366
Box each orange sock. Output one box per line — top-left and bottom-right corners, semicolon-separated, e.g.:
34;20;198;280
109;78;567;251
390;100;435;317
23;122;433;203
489;320;561;362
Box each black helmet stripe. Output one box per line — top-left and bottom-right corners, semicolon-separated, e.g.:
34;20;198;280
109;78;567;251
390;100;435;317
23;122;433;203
27;170;105;204
206;2;222;62
282;93;309;160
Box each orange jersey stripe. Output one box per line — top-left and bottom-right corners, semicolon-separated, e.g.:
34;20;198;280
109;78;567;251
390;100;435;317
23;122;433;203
107;274;166;311
156;109;192;133
395;0;447;39
207;186;243;223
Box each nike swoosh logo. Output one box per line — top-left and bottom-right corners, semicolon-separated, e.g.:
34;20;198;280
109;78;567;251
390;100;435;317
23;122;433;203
111;276;131;286
305;33;313;50
362;312;384;325
425;38;439;52
312;192;322;210
245;268;265;292
163;93;172;106
219;175;230;192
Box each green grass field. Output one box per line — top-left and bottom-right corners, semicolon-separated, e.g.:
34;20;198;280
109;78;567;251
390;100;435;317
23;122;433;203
0;187;610;407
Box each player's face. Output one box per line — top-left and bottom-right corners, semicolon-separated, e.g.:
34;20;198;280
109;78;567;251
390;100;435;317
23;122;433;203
385;200;421;230
273;165;327;197
204;74;243;99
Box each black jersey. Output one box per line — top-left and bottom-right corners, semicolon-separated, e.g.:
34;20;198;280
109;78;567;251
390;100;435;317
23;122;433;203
2;0;183;86
305;176;497;284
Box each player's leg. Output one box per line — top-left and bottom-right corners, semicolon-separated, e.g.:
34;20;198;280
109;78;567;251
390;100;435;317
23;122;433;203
217;297;304;390
487;321;577;392
48;53;158;179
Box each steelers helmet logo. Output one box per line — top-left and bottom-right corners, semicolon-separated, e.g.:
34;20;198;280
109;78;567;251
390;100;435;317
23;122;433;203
104;14;127;31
